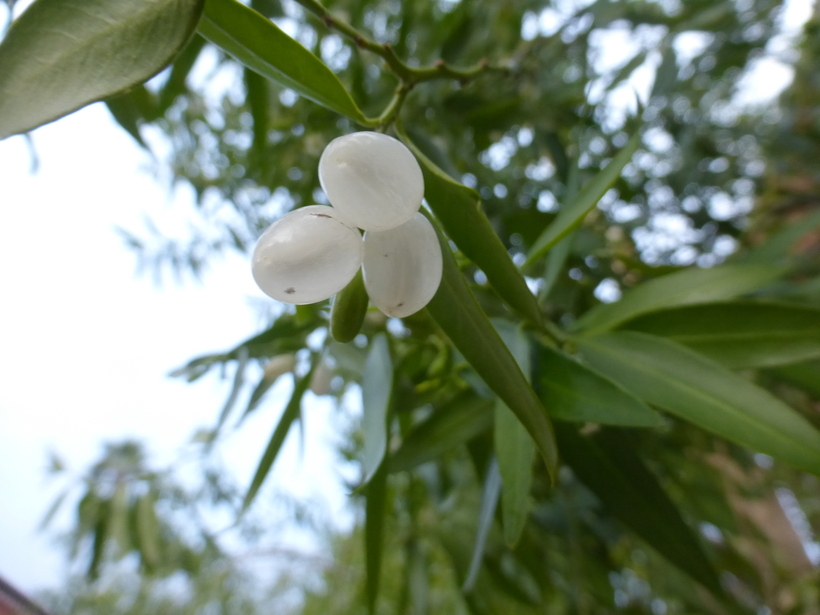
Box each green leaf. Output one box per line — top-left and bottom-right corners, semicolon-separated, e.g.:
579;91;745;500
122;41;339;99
39;488;70;531
0;0;204;140
361;334;393;485
88;500;109;580
770;360;820;398
524;131;641;268
738;209;820;266
109;482;131;555
540;231;575;301
534;344;662;426
492;321;535;548
105;86;156;149
135;493;161;571
573;264;786;336
242;359;317;512
494;400;534;548
463;459;501;592
365;464;388;615
198;0;368;123
577;332;820;476
214;346;248;433
245;66;270;154
620;301;820;368
400;129;542;325
331;270;369;343
423;213;559;483
556;423;722;594
389;392;494;473
158;34;207;110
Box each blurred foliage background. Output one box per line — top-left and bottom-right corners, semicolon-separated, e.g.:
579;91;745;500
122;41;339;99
20;0;820;612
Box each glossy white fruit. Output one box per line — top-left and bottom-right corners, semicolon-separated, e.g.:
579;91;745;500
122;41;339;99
252;205;363;304
362;212;442;318
319;131;424;232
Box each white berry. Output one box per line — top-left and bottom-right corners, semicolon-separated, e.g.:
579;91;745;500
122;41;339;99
319;131;424;232
362;212;442;318
252;206;363;304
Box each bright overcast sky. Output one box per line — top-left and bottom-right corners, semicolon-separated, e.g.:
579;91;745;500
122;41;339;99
0;90;351;596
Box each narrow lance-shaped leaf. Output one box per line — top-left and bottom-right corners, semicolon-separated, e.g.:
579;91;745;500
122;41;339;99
135;493;161;571
422;211;559;483
389;392;494;473
0;0;204;140
533;344;662;427
463;459;502;592
619;301;820;369
38;488;70;531
365;464;388;615
214;346;248;433
400;128;542;325
771;360;820;398
578;332;820;476
361;334;393;485
242;359;317;512
524;131;641;267
492;320;535;548
88;500;110;580
198;0;368;123
573;264;786;336
555;423;722;595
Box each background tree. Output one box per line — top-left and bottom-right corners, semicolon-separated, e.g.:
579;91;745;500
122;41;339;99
3;0;820;612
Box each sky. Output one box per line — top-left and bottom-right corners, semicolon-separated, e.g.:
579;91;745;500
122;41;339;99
0;93;353;596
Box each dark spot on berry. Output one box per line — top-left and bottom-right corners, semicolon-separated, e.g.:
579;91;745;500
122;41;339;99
383;253;389;258
396;302;404;308
311;213;332;218
285;287;296;294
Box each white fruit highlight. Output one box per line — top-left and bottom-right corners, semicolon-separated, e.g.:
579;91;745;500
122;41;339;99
319;131;424;232
252;205;363;304
362;212;442;318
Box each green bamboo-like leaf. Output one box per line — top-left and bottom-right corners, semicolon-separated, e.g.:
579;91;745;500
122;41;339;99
135;493;161;571
534;344;662;426
105;86;156;149
365;464;388;615
400;130;542;325
241;360;317;512
423;213;559;483
573;264;786;336
109;482;131;555
494;400;534;548
463;459;502;592
770;360;820;398
214;346;248;433
389;392;494;473
88;500;110;580
158;34;207;110
620;301;820;368
361;334;393;485
38;488;70;531
524;132;641;267
198;0;368;123
0;0;204;140
331;270;369;343
738;209;820;266
492;321;535;548
236;375;277;427
556;423;722;594
578;332;820;475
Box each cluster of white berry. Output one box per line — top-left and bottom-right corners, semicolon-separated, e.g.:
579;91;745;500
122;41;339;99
251;132;443;318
